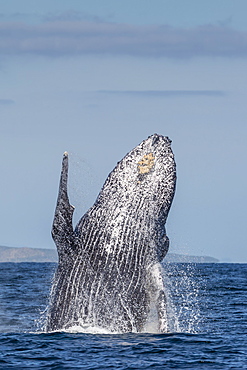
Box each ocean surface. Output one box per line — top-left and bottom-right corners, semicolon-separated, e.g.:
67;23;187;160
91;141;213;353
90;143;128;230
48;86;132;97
0;262;246;369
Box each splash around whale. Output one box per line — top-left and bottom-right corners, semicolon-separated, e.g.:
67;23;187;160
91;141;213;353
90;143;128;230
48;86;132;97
45;134;176;333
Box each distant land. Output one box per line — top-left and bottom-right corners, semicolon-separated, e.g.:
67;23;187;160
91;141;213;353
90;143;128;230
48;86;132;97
0;245;219;263
0;245;57;263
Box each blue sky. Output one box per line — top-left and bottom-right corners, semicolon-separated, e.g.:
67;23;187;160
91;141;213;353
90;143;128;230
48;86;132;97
0;1;247;262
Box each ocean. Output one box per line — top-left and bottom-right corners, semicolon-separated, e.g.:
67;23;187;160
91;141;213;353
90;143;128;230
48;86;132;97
0;262;246;369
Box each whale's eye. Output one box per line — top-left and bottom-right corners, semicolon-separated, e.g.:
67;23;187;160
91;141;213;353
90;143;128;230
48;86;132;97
137;153;155;174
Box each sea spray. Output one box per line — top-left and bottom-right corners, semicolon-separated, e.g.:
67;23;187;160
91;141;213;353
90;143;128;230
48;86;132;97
163;262;203;333
140;261;203;334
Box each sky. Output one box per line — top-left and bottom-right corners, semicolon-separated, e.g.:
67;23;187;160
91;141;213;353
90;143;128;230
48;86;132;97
0;0;247;262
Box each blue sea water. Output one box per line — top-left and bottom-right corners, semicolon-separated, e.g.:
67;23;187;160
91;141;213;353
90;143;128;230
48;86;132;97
0;262;246;369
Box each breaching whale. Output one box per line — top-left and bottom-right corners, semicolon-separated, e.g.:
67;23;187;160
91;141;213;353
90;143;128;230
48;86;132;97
46;134;176;333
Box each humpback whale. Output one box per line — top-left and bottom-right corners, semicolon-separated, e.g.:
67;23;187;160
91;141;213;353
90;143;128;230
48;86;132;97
46;134;176;333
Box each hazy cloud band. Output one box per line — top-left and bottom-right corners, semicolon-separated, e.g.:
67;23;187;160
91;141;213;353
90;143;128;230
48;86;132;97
98;90;226;97
0;20;247;58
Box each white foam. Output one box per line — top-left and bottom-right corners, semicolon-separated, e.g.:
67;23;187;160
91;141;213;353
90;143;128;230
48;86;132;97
61;324;119;335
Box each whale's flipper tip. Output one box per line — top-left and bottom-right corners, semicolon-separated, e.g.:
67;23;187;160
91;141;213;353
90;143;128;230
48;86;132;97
52;150;75;255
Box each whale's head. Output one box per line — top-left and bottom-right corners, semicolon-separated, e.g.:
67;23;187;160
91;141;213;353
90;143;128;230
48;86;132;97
90;133;176;262
98;134;176;220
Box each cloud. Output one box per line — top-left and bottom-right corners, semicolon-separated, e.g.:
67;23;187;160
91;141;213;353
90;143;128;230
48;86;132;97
43;10;104;23
0;20;247;58
98;90;226;97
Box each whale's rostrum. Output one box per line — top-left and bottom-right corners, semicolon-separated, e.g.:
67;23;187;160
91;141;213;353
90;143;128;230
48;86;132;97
46;134;176;333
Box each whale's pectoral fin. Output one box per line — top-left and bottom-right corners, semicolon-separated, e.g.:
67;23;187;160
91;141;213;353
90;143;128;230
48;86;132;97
148;264;168;333
52;152;75;256
157;233;169;262
156;290;168;333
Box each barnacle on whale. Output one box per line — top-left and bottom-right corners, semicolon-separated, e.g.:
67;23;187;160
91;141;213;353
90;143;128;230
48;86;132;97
138;153;155;174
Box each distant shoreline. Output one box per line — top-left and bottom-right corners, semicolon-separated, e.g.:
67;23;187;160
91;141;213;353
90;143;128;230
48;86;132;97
0;245;219;263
